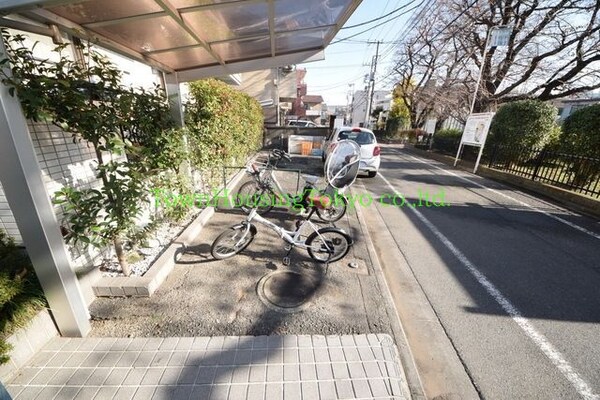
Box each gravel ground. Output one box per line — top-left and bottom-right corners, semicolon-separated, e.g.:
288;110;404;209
89;156;395;338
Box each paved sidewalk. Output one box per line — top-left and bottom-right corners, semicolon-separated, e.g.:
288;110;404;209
4;334;407;400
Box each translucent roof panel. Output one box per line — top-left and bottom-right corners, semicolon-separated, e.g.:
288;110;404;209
93;16;198;53
149;46;219;70
182;2;269;42
49;0;163;25
275;0;347;31
1;0;363;80
212;36;272;62
276;28;329;54
170;0;241;8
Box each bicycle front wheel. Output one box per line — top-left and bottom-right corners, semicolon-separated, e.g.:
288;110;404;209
211;224;256;260
236;181;275;215
306;227;352;263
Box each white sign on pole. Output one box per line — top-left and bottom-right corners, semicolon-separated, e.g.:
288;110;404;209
461;112;495;146
424;118;437;134
454;112;495;173
490;26;512;47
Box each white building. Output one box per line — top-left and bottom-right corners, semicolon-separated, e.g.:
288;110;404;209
551;96;600;122
350;90;391;128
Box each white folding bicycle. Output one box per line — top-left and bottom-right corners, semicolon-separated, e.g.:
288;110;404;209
210;140;362;265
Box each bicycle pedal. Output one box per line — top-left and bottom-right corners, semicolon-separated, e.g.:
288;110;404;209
284;245;292;251
283;257;290;266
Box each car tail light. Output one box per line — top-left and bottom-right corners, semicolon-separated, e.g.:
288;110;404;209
373;146;381;156
329;142;337;151
352;128;361;132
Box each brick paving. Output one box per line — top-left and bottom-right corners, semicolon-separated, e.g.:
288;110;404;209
4;334;407;400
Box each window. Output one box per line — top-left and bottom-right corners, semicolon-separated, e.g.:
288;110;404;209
337;130;374;145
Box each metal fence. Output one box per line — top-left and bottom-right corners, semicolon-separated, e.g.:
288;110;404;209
428;137;600;198
431;137;460;155
487;145;600;198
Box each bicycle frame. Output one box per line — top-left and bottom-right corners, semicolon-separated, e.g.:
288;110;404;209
243;208;333;252
261;169;288;202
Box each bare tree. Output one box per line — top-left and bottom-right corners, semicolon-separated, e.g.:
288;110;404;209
392;0;600;117
392;9;472;128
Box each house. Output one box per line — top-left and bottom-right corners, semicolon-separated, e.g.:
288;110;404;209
288;68;326;124
551;96;600;121
350;90;391;127
229;66;297;125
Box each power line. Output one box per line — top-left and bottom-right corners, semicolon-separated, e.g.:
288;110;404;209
341;0;419;30
331;0;425;45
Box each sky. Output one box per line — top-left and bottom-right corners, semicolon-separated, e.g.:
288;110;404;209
298;0;422;106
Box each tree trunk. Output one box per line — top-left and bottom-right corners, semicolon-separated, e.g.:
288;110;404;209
93;142;131;277
114;237;131;276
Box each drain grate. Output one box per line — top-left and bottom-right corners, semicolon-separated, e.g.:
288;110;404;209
257;270;322;313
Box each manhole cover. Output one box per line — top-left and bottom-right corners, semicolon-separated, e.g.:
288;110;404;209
257;270;322;313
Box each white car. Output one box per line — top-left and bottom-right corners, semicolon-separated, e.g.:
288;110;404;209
287;120;319;127
323;127;381;177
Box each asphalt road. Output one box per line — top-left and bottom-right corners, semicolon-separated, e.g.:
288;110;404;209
359;145;600;400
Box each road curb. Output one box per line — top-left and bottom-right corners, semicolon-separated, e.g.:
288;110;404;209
351;185;426;400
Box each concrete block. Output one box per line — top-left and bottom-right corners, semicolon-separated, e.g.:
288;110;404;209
319;381;337;400
246;384;265;400
109;285;125;297
95;286;112;297
284;382;301;400
352;379;372;398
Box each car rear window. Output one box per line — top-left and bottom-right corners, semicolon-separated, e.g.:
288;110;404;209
337;130;375;145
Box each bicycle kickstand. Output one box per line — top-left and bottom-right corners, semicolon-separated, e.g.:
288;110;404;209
283;244;292;266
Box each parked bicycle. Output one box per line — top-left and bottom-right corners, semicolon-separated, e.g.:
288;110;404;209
236;149;348;222
211;140;361;265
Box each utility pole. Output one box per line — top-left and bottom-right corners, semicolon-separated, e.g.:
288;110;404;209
364;41;380;129
347;83;354;125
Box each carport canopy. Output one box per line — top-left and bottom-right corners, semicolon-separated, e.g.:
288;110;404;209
0;0;362;82
0;0;364;338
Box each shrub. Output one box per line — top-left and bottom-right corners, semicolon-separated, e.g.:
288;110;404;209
434;128;462;139
561;103;600;158
185;79;263;172
560;103;600;186
398;129;425;143
0;230;46;365
488;100;560;148
432;128;462;154
0;32;179;276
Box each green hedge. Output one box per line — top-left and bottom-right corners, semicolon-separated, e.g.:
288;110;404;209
489;100;560;148
561;103;600;158
185;79;263;170
434;128;462;139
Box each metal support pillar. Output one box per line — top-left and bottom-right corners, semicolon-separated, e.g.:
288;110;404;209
0;41;90;337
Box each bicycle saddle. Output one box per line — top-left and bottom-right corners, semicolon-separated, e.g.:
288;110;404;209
271;149;292;162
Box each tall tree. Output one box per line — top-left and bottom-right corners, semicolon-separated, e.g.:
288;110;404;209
393;0;600;116
393;9;472;128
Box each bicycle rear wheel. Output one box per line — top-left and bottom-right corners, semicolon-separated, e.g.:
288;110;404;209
315;195;347;222
236;181;275;215
211;224;256;260
306;227;352;263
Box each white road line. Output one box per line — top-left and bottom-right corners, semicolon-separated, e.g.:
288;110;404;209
401;153;600;241
379;172;600;400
